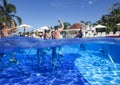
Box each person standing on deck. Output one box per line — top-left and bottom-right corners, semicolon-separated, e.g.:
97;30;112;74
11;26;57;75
74;27;83;38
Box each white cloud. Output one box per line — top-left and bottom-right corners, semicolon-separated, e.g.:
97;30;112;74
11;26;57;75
88;0;93;5
88;0;97;5
50;2;66;8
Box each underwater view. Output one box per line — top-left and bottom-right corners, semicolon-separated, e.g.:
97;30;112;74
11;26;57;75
0;37;120;85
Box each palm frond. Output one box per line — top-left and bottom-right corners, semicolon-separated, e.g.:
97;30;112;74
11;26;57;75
11;14;22;25
0;6;4;11
3;0;8;8
0;0;22;27
6;4;16;13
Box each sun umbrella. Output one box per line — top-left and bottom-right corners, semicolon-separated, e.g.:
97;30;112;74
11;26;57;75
17;24;32;33
33;29;43;32
94;24;106;28
39;26;50;30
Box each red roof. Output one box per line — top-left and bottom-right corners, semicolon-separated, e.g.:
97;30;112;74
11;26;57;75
70;23;82;29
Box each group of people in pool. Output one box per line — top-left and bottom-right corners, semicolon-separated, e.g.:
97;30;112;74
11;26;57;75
0;19;65;39
0;18;84;39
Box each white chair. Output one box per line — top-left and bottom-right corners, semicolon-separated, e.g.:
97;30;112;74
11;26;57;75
109;32;113;36
101;32;106;37
96;32;101;37
115;31;120;36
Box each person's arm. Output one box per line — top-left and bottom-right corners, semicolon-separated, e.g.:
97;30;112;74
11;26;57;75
11;20;17;32
11;20;16;28
58;19;64;31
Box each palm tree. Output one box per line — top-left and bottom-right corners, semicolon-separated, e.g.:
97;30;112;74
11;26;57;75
100;14;115;33
0;0;22;28
109;3;120;23
98;3;120;34
63;22;71;29
108;3;120;33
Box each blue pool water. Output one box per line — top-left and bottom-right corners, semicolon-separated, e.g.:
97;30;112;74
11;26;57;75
0;37;120;85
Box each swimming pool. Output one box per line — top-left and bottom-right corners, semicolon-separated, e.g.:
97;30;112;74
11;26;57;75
0;37;120;85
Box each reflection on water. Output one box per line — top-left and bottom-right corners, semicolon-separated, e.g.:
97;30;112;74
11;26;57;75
75;50;120;85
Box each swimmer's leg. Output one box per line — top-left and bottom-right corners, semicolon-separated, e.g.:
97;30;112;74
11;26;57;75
9;52;24;74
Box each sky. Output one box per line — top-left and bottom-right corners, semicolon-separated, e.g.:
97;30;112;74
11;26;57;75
3;0;120;31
